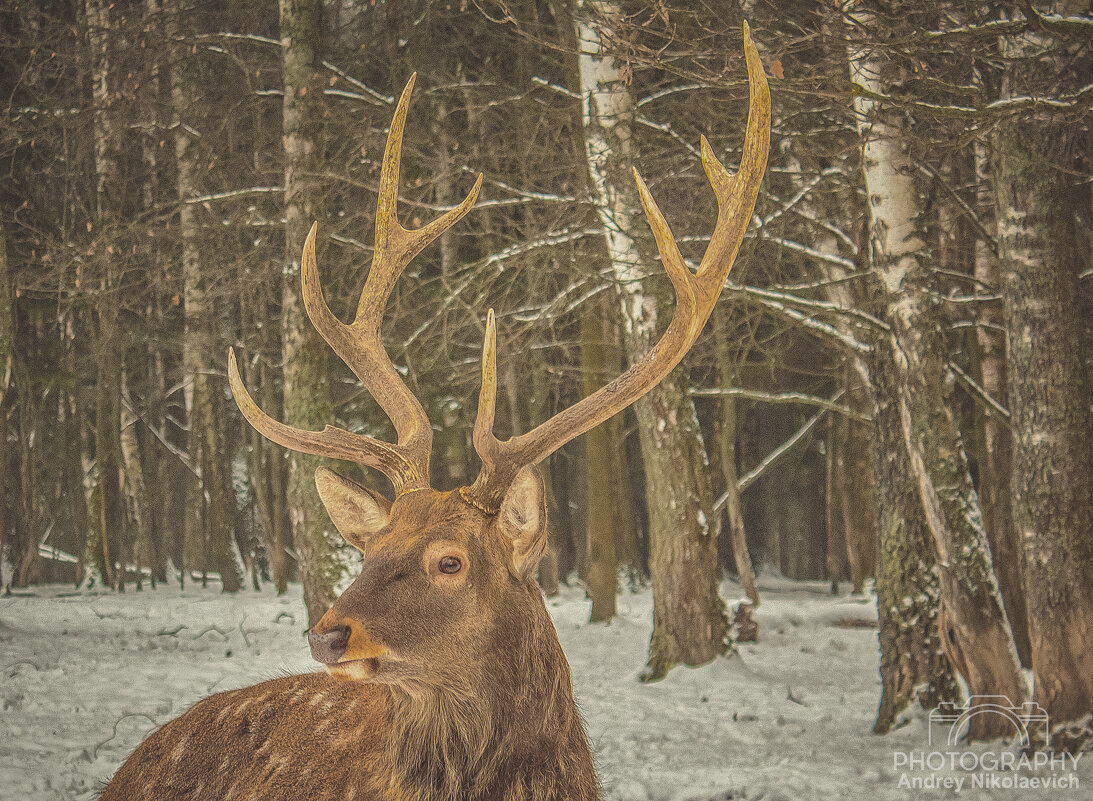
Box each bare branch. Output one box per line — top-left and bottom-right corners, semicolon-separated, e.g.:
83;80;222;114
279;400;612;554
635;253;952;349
690;386;870;422
949;361;1011;425
713;391;844;516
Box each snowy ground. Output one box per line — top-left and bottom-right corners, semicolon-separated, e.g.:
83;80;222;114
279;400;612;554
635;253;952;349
1;576;1089;801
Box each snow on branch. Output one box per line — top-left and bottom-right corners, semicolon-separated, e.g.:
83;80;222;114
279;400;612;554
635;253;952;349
183;186;282;206
320;61;393;105
725;282;889;333
949;361;1011;424
690;386;870;422
734;295;873;354
637;84;708;107
399;228;600;352
737;396;835;493
769;273;868;293
636;115;702;160
850;81;1093;119
531;75;580;100
198;33;393;105
482;228;602;269
712;390;845;515
761;173;825;228
921;12;1093;41
464;170;579;204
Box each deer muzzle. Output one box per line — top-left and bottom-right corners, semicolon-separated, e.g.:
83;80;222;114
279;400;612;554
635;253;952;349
309;613;388;677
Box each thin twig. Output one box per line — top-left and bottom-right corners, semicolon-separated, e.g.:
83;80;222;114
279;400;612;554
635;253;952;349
949;361;1012;425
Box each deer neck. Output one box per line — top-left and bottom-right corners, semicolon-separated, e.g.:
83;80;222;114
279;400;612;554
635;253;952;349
384;588;594;801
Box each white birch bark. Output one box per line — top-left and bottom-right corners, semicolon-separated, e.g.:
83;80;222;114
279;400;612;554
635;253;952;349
846;3;1026;732
575;0;729;678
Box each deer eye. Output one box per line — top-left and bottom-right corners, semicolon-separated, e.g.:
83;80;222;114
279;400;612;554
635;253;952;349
438;556;462;575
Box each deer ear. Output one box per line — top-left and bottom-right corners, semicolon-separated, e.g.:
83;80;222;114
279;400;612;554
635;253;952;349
498;467;548;578
315;467;391;551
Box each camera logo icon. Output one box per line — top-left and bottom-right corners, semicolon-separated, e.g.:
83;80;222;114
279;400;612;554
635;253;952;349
928;696;1048;747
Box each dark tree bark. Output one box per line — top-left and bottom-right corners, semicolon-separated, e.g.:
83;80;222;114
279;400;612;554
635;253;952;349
582;294;617;622
712;320;758;606
992;18;1093;733
869;353;960;734
0;220;10;589
838;394;876;595
87;0;126;590
168;0;241;592
120;369;154;589
280;0;346;625
970;143;1030;667
531;365;562;597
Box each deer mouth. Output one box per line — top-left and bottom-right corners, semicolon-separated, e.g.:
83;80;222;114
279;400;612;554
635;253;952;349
325;655;384;682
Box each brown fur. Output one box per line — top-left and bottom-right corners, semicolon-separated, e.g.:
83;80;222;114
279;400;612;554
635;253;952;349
102;480;598;801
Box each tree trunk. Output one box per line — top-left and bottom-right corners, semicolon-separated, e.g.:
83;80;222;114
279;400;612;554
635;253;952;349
87;0;126;591
0;220;10;411
992;13;1093;735
142;308;169;587
848;7;1025;735
870;353;960;734
825;418;847;594
15;393;42;587
120;370;154;589
281;0;346;625
838;384;876;595
582;294;617;622
169;2;240;593
0;405;6;590
712;321;758;606
781;118;875;595
62;330;90;588
94;350;124;590
970;142;1030;667
575;0;728;679
531;365;561;596
0;221;10;589
607;410;637;581
13;320;43;588
245;358;289;593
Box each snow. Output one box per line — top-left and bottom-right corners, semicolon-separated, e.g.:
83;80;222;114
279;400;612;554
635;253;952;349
1;578;1089;801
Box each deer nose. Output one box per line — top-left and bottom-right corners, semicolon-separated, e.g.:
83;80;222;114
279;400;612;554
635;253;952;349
308;625;351;665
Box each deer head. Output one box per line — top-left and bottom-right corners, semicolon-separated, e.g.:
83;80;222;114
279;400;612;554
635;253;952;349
227;27;769;692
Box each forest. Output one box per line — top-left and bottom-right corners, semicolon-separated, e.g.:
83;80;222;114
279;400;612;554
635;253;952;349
1;0;1091;794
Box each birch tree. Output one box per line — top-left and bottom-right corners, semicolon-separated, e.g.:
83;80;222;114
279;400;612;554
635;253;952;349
846;1;1025;733
574;0;729;678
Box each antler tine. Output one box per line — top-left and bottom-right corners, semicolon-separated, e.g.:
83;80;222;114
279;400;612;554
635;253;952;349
464;23;770;512
230;74;482;493
228;348;425;490
307;74;480;477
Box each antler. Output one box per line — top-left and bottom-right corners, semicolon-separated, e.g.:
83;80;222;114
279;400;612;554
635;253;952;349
463;24;770;513
228;74;482;494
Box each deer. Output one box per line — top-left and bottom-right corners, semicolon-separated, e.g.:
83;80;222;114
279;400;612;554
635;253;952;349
100;26;769;801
